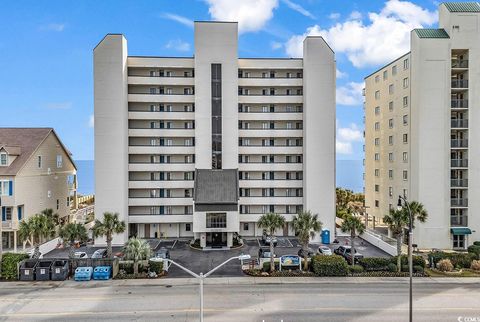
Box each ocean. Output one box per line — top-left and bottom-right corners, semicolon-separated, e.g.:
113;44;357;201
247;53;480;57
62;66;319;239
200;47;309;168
75;159;364;195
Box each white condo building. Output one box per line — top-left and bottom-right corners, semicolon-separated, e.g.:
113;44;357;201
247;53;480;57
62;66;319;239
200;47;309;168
365;2;480;250
94;21;335;247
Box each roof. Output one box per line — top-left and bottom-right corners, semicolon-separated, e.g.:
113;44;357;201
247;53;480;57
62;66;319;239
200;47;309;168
194;169;239;204
364;52;410;80
451;227;472;235
0;128;75;176
414;28;450;39
443;2;480;12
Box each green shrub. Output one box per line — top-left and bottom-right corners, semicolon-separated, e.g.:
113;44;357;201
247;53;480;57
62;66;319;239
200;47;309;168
401;265;409;272
387;263;397;272
429;252;476;268
467;245;480;259
437;259;454;272
311;255;349;276
119;262;134;274
349;265;364;274
358;257;391;271
262;261;279;272
413;265;424;274
473;241;480;247
148;260;163;274
392;255;426;268
1;253;29;280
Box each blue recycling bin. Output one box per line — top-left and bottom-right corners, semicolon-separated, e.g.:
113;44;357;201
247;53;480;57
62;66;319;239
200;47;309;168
74;267;93;281
93;266;111;280
321;229;330;244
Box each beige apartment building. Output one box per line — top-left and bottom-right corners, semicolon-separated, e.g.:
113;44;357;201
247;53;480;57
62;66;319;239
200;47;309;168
94;21;336;247
0;128;77;251
365;2;480;250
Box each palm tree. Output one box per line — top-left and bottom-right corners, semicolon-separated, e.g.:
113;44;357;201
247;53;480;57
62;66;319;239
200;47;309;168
258;213;285;273
292;211;322;270
18;214;56;259
59;223;88;259
398;200;429;263
124;237;151;276
40;208;60;226
92;212;126;258
340;214;366;267
383;208;409;272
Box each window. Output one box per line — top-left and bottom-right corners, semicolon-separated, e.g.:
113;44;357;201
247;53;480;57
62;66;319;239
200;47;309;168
374;153;380;161
375;106;380;115
0;153;7;166
383;70;388;80
389;101;393;111
56;155;63;168
5;207;12;221
375;200;379;207
403;115;408;125
206;213;227;228
389;119;394;128
389;187;393;197
392;65;397;75
375;184;379;192
56;199;59;210
389;136;393;145
403;152;408;162
375;75;380;83
37;156;42;168
389;84;394;94
186;223;191;232
389;169;393;179
374;138;380;146
374;169;379;177
0;180;11;196
388;153;394;161
403;58;409;70
403;133;408;143
453;235;465;249
403;77;409;88
375;122;380;130
243;223;249;231
403;170;408;180
375;91;380;99
403;96;408;107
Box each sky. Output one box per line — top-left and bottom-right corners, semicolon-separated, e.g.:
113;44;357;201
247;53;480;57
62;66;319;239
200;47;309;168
0;0;440;161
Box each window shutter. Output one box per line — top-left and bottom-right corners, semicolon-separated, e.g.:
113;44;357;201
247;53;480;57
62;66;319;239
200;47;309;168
8;181;12;196
2;207;5;221
17;206;22;220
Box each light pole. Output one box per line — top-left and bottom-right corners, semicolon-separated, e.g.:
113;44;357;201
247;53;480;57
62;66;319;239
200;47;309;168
398;195;413;322
158;254;251;322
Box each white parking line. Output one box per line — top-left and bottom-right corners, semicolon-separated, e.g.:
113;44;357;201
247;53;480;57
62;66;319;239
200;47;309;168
285;238;294;248
171;239;178;250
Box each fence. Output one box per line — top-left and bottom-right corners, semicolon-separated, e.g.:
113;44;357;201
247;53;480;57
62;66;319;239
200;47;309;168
70;258;119;278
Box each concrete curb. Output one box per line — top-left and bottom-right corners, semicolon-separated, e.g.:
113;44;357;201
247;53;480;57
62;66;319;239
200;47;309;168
2;276;480;288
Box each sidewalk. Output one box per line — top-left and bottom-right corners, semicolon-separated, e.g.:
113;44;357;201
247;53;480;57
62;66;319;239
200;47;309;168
2;276;480;288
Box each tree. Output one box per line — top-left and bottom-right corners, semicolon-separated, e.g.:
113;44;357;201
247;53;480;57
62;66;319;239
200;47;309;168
124;237;151;276
398;200;429;263
92;212;126;258
59;223;88;259
383;208;409;272
258;213;285;273
40;208;60;226
336;188;365;219
18;214;56;259
292;211;323;270
340;214;366;267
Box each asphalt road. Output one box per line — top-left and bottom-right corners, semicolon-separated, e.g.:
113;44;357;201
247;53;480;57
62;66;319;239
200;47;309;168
0;280;478;321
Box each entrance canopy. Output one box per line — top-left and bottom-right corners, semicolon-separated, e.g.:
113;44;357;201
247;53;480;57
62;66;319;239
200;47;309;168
450;227;472;235
194;169;239;211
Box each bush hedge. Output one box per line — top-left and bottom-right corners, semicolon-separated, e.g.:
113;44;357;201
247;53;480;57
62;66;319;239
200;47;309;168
467;245;480;259
358;257;391;271
429;252;476;269
473;241;480;247
148;260;163;274
262;261;279;272
349;265;364;274
437;259;454;272
391;255;426;268
387;263;397;272
311;255;349;276
1;253;29;280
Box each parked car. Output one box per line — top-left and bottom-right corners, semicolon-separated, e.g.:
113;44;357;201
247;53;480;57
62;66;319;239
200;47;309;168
318;245;333;256
91;249;107;259
73;251;88;259
297;248;315;258
258;247;275;259
155;247;170;260
334;245;363;264
28;250;43;259
262;230;278;246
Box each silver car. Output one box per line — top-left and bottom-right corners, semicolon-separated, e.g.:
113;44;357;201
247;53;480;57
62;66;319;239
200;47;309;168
318;245;333;255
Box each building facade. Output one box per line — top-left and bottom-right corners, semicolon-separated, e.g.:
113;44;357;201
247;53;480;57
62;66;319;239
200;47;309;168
0;128;77;251
365;2;480;250
94;22;335;247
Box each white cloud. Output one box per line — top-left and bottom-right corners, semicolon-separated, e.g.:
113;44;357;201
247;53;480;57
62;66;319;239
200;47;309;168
336;69;347;79
281;0;315;18
205;0;279;33
285;0;437;67
45;102;72;110
336;122;363;155
336;82;364;106
161;13;193;28
88;115;94;128
329;12;340;20
271;41;283;50
39;23;65;32
349;11;362;20
165;39;191;52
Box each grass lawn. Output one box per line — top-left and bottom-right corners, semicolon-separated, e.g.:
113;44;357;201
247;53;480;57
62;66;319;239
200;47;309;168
425;268;480;277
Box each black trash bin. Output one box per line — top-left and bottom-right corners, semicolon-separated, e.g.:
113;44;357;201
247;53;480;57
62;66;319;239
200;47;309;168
51;260;69;281
19;260;38;281
36;260;53;281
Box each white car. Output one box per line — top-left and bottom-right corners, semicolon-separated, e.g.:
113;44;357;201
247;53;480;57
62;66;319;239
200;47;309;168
318;245;333;256
73;251;88;259
91;249;107;259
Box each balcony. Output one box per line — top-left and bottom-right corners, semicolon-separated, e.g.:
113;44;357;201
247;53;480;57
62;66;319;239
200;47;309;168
128;111;195;120
451;99;468;109
451;178;468;188
128;94;194;103
451;216;468;227
451;198;468;207
128;76;194;86
238;95;303;104
2;221;18;230
451;80;468;89
451;60;469;68
451;139;468;148
451;119;468;128
451;159;468;168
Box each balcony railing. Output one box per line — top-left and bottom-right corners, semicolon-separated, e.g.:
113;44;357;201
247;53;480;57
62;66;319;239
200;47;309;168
451;80;469;88
451;119;468;128
451;198;468;207
451;99;468;109
451;216;468;227
451;159;468;167
451;139;468;148
128;74;194;78
451;60;469;68
451;178;468;187
1;221;18;230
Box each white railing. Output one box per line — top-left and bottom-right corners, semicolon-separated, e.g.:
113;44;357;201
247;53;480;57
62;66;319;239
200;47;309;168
360;229;398;256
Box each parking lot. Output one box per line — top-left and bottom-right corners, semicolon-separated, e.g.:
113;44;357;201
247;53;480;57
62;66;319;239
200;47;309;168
43;236;390;278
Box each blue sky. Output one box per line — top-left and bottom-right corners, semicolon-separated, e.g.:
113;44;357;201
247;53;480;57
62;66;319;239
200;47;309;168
0;0;440;161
